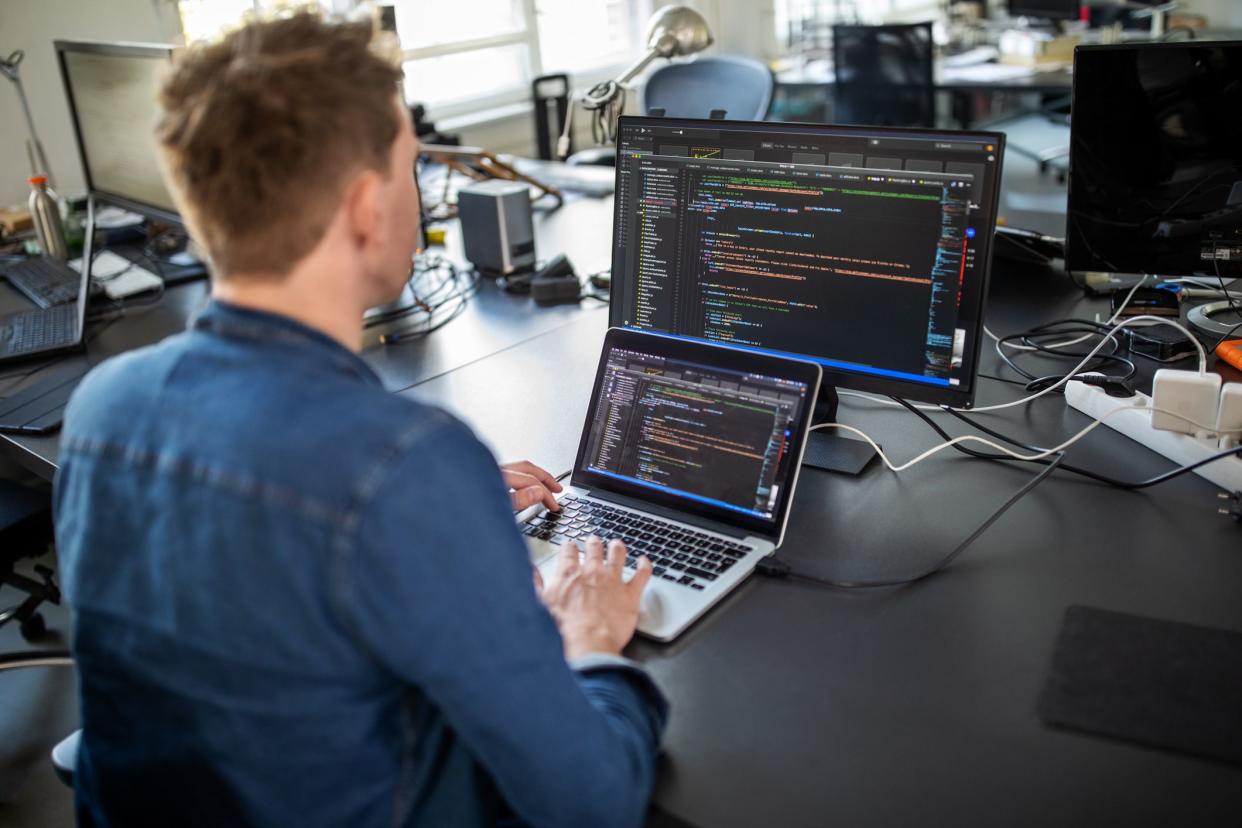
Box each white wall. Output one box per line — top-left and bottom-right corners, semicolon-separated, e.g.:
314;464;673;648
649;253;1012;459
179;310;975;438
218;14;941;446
0;0;180;208
1183;0;1242;29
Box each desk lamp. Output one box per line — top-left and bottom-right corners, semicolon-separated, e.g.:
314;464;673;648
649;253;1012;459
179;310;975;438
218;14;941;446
556;5;713;159
1;50;56;189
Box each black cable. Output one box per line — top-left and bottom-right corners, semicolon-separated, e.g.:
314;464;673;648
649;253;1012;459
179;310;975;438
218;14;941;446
995;320;1137;383
758;451;1065;588
977;371;1027;388
894;394;1242;491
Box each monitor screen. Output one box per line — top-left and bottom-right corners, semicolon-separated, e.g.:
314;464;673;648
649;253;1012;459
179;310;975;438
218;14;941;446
1067;42;1242;278
56;42;179;221
574;330;819;537
1008;0;1079;20
609;116;1004;407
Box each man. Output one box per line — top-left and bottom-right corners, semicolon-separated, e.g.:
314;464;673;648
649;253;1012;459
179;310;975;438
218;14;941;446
54;12;666;828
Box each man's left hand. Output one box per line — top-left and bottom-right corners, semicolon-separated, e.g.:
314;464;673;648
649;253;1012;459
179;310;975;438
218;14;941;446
502;460;563;513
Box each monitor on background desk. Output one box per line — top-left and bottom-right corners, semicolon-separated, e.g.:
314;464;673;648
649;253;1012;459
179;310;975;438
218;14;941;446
1008;0;1080;21
608;116;1005;471
55;41;180;224
1067;41;1242;280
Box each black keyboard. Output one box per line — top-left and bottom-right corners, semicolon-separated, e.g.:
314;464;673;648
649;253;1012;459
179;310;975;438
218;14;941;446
0;304;79;356
522;493;753;591
2;257;80;308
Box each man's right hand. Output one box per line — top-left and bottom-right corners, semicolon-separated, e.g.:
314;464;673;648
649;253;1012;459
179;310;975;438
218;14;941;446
537;536;652;660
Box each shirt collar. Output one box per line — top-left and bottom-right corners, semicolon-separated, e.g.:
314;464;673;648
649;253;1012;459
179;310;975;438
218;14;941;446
191;299;382;388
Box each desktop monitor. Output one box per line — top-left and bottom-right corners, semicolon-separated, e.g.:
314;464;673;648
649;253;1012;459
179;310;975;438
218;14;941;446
1007;0;1080;21
609;116;1005;412
1067;42;1242;279
55;40;180;223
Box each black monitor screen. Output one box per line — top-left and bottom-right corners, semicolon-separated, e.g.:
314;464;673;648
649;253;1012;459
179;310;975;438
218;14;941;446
1008;0;1079;20
56;41;179;222
609;116;1004;407
577;336;814;530
1067;43;1242;278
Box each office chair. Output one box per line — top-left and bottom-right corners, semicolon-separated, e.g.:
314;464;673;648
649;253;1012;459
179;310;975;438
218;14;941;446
832;22;936;128
567;56;774;166
0;650;78;786
0;479;59;642
644;55;773;121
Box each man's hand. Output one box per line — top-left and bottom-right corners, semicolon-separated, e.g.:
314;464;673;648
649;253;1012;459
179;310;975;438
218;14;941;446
538;536;652;660
502;460;563;513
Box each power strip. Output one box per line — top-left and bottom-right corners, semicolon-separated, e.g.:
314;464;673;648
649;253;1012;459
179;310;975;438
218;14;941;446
1065;381;1242;492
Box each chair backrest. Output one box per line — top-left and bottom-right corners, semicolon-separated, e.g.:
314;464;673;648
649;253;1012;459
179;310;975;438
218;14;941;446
643;55;774;121
831;22;935;128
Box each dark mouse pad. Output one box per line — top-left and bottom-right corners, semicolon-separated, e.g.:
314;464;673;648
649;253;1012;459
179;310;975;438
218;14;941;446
1037;605;1242;765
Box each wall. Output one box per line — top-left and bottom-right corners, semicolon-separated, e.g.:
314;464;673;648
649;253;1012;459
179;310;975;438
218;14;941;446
0;0;180;208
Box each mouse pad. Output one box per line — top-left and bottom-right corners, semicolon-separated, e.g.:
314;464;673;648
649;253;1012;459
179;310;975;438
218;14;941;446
1037;605;1242;765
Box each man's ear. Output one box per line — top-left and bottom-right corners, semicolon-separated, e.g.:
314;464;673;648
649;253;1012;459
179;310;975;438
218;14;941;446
343;169;385;253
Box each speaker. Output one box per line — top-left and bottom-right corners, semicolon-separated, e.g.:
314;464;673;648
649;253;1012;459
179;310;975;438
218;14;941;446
457;180;536;275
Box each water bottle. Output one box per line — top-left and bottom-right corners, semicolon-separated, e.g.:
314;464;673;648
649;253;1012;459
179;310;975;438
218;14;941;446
28;175;68;261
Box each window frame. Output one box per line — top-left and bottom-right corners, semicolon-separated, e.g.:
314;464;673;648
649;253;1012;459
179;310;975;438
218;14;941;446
401;0;651;120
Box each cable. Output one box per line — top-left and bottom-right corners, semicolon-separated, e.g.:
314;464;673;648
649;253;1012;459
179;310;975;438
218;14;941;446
827;387;1235;484
909;397;1242;491
757;452;1065;588
996;274;1150;355
963;314;1207;413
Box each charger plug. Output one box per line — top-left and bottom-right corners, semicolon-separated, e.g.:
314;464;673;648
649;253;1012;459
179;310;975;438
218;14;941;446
1216;383;1242;446
1151;369;1221;436
1218;491;1242;523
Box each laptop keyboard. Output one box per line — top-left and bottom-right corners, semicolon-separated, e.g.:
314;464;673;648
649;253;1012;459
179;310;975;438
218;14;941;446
3;257;80;308
1;304;78;354
522;493;753;591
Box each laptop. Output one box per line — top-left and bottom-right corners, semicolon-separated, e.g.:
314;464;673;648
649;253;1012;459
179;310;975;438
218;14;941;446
0;226;92;365
520;328;821;641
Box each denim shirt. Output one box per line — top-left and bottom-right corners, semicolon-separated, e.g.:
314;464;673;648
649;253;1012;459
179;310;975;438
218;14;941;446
53;300;668;828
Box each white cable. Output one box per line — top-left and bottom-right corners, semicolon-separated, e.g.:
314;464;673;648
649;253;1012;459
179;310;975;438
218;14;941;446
961;314;1206;413
994;274;1149;355
813;398;1222;474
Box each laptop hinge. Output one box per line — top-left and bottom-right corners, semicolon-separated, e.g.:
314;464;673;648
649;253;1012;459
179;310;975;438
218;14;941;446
573;486;773;542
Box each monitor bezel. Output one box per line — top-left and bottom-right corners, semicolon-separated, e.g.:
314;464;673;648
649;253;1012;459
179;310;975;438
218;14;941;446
1007;0;1079;21
1065;40;1242;278
608;114;1006;409
54;39;183;226
571;327;822;541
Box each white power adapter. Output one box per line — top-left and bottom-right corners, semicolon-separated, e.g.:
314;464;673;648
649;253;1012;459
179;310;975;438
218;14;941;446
1150;369;1221;436
1217;383;1242;445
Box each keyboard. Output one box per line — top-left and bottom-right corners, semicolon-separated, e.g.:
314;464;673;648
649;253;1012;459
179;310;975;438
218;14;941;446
2;258;80;308
0;304;79;356
522;493;753;591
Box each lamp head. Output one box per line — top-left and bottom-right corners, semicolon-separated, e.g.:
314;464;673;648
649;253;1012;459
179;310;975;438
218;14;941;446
645;6;713;58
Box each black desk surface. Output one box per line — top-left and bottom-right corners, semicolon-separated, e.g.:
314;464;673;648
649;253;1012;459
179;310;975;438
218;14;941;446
3;153;1241;825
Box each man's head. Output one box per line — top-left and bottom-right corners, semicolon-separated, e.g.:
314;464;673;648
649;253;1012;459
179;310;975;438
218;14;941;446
156;12;419;305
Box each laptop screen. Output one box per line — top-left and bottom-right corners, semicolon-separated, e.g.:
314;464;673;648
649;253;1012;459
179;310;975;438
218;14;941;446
573;329;820;539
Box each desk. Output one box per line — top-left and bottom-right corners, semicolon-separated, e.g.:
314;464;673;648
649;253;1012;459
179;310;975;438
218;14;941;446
405;268;1242;828
773;59;1072;127
3;146;1241;825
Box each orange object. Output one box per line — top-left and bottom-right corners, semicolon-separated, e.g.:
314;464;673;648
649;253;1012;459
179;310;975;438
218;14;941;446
1217;339;1242;373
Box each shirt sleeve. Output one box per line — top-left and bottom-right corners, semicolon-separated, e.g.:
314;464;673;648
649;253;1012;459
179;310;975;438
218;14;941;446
333;414;668;828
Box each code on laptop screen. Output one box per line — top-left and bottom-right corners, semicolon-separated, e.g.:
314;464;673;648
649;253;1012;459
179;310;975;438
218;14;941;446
581;345;811;520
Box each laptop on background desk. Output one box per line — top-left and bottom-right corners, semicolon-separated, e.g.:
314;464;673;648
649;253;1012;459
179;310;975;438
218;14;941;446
519;328;821;641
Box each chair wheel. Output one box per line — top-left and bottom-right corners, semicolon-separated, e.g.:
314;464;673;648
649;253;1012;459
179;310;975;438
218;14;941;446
20;613;47;642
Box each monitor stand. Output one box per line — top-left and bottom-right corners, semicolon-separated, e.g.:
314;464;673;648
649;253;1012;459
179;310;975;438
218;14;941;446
802;386;879;476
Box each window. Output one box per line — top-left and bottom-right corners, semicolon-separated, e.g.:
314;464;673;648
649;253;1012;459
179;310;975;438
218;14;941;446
176;0;653;119
396;0;651;118
178;0;329;43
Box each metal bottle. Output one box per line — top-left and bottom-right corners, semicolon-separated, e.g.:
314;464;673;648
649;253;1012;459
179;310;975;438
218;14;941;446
28;175;68;261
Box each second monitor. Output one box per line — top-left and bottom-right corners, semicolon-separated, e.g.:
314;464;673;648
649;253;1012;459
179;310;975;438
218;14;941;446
609;117;1004;471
